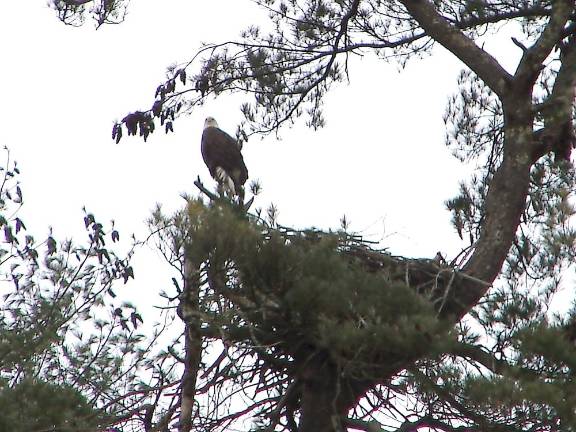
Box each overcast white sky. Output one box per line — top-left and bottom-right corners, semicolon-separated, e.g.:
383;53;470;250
1;1;488;317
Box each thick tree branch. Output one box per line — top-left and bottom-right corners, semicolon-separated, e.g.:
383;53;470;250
297;358;355;432
455;6;550;28
398;0;512;98
457;136;533;317
514;0;573;88
440;2;575;318
550;40;576;106
449;342;547;382
396;416;475;432
177;258;203;432
59;0;92;5
451;343;512;375
531;36;576;162
343;417;386;432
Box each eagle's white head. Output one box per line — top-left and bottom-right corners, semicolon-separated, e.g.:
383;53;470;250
204;116;219;129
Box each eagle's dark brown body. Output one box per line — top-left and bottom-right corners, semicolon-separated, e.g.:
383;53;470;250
201;118;248;197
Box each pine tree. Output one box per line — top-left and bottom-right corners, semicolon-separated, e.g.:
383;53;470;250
47;1;576;432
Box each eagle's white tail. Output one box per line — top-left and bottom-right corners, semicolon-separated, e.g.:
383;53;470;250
215;167;236;196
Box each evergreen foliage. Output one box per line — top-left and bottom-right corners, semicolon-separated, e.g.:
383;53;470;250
179;201;445;364
142;193;576;432
0;378;98;432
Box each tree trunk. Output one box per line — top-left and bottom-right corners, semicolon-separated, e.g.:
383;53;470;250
178;258;203;432
297;356;369;432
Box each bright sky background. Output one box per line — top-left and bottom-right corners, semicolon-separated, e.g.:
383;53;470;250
0;0;500;319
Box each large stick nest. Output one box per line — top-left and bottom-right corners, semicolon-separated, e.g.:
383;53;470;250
181;203;466;379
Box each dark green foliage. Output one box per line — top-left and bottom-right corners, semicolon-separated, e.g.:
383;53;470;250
459;322;576;430
183;202;442;356
49;0;129;28
148;197;461;429
0;379;101;432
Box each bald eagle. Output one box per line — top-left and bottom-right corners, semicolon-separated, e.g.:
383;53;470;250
201;117;248;200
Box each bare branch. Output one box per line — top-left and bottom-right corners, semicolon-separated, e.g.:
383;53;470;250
193;176;218;201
